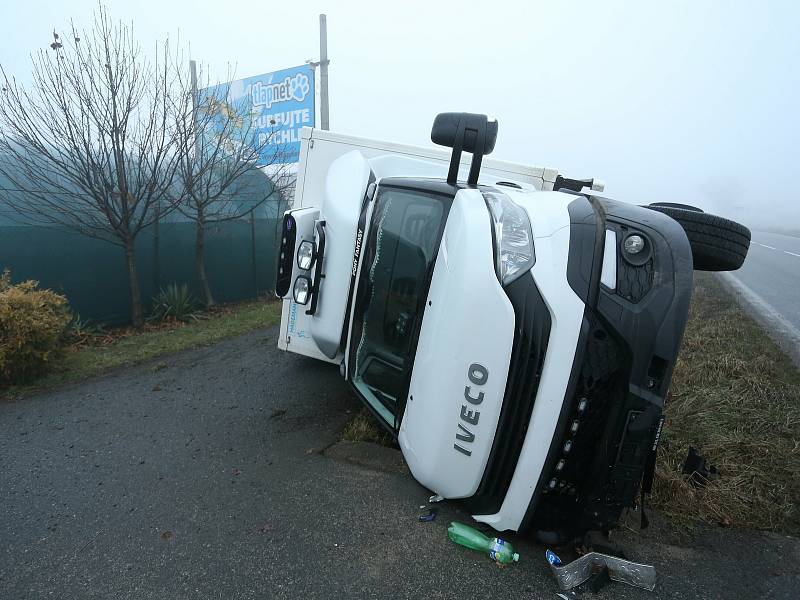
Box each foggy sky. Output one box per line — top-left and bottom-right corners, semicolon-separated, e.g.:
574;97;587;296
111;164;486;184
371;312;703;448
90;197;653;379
1;0;798;230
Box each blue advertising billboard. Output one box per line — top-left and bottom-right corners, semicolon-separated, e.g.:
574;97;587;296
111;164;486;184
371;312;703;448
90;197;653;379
198;64;315;165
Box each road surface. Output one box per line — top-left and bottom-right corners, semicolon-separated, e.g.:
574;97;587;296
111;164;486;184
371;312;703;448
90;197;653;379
1;328;798;598
721;230;800;363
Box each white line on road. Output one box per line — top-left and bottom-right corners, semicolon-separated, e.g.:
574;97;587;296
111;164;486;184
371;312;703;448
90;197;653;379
719;272;800;366
754;242;800;256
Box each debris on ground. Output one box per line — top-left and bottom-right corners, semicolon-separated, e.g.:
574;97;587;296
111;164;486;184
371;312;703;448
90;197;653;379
418;506;438;522
546;549;656;591
269;408;286;420
257;522;272;534
429;494;443;503
447;522;519;565
682;446;717;486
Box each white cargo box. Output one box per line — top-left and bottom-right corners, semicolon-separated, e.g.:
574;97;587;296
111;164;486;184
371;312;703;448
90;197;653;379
293;127;561;211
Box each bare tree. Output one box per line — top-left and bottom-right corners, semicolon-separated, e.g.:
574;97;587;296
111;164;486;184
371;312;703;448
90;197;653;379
172;66;291;307
0;6;188;327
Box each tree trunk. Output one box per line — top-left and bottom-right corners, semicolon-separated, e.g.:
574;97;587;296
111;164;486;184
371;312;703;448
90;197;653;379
124;238;144;328
195;214;215;308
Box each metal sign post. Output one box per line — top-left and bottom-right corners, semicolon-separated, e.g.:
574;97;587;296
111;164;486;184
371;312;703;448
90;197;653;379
306;14;331;131
319;14;330;130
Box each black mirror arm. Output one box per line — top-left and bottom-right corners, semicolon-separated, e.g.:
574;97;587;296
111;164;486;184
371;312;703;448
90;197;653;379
305;220;326;316
466;124;487;186
446;118;467;185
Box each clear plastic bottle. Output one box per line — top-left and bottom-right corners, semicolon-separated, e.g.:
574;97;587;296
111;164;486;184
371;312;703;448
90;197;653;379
447;521;520;564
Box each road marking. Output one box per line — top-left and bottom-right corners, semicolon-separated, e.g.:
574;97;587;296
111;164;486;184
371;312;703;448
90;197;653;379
719;272;800;367
755;242;800;256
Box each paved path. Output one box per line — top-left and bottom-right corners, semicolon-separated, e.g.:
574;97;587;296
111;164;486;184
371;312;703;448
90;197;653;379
721;230;800;363
1;329;798;599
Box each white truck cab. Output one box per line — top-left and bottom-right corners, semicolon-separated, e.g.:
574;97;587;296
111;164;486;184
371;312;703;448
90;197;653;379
275;113;748;539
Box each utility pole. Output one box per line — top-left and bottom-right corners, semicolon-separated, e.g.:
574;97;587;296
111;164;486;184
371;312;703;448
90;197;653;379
319;14;330;130
306;15;330;130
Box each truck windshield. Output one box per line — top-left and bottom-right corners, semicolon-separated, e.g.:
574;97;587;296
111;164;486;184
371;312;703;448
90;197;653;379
349;185;449;429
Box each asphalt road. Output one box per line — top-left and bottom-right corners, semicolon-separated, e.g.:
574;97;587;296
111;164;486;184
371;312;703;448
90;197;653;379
721;230;800;362
1;329;798;599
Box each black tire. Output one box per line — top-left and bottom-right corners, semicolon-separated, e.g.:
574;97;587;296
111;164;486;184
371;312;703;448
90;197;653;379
646;206;751;271
648;202;704;213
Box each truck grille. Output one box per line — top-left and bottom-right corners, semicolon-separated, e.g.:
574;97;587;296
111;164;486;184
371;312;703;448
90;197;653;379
466;275;551;515
530;314;631;529
617;258;654;303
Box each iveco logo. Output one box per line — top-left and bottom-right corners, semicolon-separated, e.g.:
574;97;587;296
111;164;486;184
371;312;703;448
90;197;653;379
453;363;489;457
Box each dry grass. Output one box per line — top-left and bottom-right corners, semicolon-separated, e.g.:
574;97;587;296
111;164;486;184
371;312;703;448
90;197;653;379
341;408;394;447
651;272;800;533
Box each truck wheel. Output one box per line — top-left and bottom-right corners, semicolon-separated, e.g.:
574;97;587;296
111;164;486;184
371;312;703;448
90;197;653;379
646;206;751;271
647;202;704;212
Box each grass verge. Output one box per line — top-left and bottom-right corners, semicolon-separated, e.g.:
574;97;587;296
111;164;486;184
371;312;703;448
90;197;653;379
2;299;282;400
652;272;800;533
341;273;800;534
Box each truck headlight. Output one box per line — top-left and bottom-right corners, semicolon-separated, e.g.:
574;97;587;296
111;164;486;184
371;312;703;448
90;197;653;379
293;276;311;305
484;190;535;285
297;240;316;270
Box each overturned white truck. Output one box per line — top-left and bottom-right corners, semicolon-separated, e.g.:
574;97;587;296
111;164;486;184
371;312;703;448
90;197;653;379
275;113;750;539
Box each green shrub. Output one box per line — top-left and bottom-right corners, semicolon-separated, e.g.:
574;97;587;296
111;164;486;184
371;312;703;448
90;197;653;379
150;283;202;323
0;270;71;383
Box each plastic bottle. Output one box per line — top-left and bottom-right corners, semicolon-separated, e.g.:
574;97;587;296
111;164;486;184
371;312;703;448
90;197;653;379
447;521;520;564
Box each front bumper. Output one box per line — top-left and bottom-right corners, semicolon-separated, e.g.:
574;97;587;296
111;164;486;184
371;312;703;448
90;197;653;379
472;194;693;533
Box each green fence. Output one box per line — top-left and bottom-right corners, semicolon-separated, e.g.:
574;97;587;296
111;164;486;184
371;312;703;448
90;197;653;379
0;211;281;325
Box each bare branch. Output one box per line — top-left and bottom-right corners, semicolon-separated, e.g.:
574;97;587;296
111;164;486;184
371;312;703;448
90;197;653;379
0;4;190;325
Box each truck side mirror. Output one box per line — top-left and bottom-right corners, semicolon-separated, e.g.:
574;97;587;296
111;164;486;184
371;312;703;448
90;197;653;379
431;112;498;187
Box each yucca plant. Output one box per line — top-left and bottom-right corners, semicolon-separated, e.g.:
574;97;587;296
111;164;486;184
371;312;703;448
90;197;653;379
64;312;105;346
150;284;202;323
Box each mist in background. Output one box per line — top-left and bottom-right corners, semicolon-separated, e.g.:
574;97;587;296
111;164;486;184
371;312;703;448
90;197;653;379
2;0;797;232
